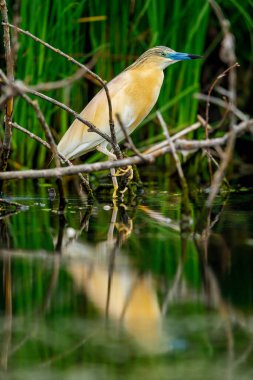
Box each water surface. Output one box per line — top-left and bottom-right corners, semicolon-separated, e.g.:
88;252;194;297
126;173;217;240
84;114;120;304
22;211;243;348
1;181;253;379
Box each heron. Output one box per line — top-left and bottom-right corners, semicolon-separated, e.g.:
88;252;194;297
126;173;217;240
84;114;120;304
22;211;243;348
57;46;201;197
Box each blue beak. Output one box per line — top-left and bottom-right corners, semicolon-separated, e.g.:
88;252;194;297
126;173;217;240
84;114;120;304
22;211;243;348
168;52;202;61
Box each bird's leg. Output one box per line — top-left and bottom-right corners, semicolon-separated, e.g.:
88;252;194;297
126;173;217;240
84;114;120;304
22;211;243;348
96;145;133;178
110;168;119;198
96;145;118;198
115;166;134;181
116;152;134;194
96;145;133;197
96;144;117;160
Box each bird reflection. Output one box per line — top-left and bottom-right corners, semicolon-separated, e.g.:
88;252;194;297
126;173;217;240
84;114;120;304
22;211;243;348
62;203;166;354
60;198;240;356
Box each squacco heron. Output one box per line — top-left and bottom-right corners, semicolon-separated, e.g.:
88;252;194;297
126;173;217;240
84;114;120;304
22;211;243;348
57;46;201;195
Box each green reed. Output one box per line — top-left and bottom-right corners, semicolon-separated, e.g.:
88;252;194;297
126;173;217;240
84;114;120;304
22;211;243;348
3;0;253;169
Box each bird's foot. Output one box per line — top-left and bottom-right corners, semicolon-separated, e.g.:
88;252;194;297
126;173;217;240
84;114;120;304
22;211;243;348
111;166;134;199
115;165;133;180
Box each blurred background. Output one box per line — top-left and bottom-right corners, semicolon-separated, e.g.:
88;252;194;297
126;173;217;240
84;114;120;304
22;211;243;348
0;0;252;180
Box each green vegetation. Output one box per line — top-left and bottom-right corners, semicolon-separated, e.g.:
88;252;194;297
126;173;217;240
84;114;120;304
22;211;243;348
1;0;208;168
1;180;253;378
0;1;252;171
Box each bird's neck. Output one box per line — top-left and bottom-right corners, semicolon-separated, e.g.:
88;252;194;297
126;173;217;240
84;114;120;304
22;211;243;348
129;64;164;88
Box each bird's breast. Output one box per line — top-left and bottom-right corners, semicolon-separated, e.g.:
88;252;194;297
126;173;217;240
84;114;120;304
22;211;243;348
115;67;164;136
57;66;164;159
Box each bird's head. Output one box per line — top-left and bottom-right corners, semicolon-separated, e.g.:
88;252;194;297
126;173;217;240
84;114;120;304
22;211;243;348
132;46;202;70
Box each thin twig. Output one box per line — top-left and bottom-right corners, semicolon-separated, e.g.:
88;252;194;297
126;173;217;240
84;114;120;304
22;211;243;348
0;70;114;148
0;197;22;208
33;67;91;92
215;85;231;98
206;127;236;208
2;22;122;159
215;96;231;130
11;122;91;192
41;333;97;366
12;83;66;205
209;0;237;127
200;7;240;208
143;121;201;154
32;56;97;92
0;119;251;181
204;63;239;180
116;113;147;161
205;63;239;130
11;122;51;150
197;114;212;132
21;93;61;169
157;111;187;189
195;93;248;121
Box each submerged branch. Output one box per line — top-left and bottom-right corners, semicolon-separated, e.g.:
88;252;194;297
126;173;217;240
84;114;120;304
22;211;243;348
0;197;23;220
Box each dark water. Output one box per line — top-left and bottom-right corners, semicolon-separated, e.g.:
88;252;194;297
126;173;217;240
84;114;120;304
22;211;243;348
1;180;253;379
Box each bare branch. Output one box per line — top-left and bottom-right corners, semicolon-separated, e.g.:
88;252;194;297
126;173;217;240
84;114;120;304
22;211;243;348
2;22;121;158
11;122;91;193
0;4;14;102
203;3;240;207
12;122;51;149
116;113;147;161
197;114;212;131
143;121;201;154
0;1;14;170
0;119;251;181
32;66;94;92
209;0;237;127
205;63;239;131
21;93;61;169
195;93;249;122
157;111;187;188
206;127;236;208
0;70;114;148
0;197;22;209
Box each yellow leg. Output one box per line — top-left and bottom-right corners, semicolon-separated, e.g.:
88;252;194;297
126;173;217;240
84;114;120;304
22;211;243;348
96;144;116;160
96;145;133;198
97;144;119;198
115;165;133;180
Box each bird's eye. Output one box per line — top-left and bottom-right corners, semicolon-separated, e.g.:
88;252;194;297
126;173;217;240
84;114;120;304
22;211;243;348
161;52;167;57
